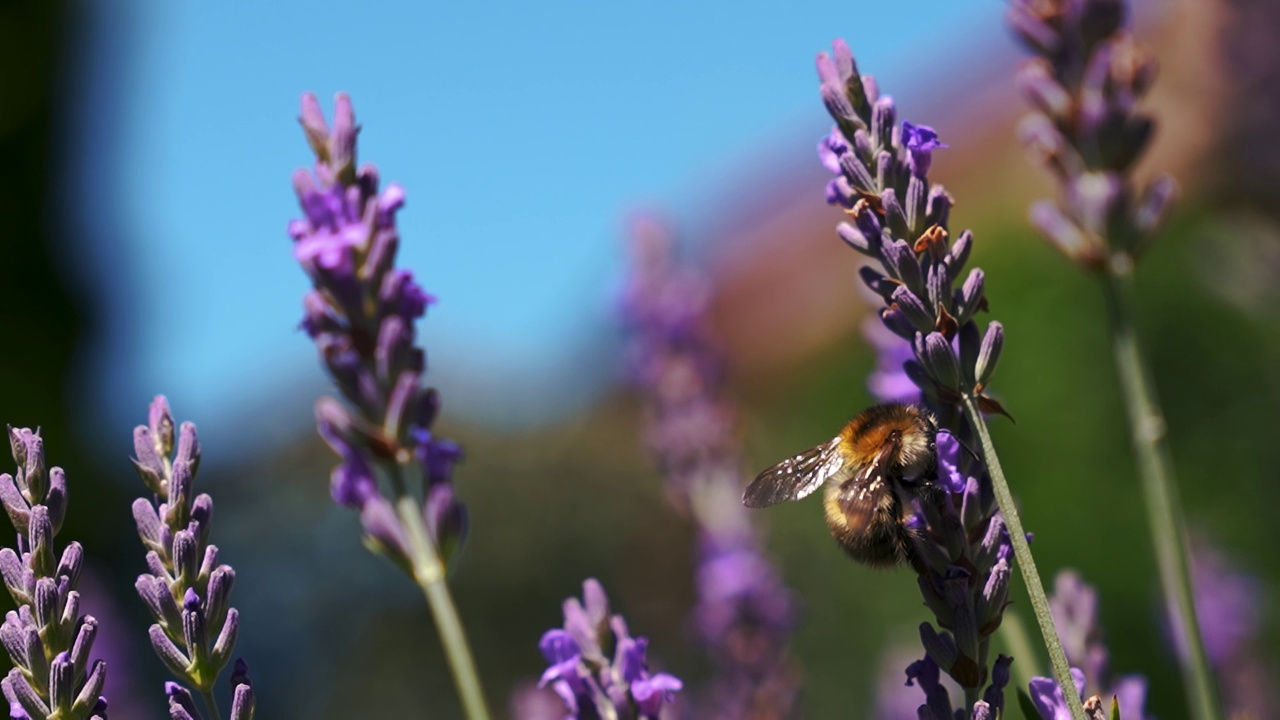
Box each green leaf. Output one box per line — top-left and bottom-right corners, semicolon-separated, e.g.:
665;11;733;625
1110;695;1121;720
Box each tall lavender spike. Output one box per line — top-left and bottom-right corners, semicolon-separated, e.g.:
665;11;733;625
0;427;107;720
129;396;253;719
812;38;1081;718
619;216;799;719
288;92;488;720
1008;2;1219;717
536;579;683;720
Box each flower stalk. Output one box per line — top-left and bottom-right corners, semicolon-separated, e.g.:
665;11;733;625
288;92;489;720
961;397;1085;720
1007;0;1220;714
812;37;1084;719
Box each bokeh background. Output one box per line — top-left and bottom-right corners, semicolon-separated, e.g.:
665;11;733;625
2;0;1278;717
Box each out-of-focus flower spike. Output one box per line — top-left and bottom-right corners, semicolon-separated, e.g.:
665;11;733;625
1030;201;1097;267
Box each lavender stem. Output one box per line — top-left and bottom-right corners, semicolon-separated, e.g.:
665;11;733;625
200;688;221;720
961;395;1086;720
1101;266;1221;720
393;488;489;720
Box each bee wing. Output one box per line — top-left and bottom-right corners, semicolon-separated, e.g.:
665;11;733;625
743;437;846;508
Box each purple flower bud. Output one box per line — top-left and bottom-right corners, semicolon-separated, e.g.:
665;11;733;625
883;240;924;296
975;322;1005;389
2;672;47;719
0;475;30;537
919;623;959;671
424;483;467;564
148;396;176;458
919;332;963;393
1029;668;1086;720
837;221;877;256
893;286;936;334
902;121;947;177
150;625;191;679
1016;60;1072;120
1030;200;1094;264
210;608;239;671
818;127;848;174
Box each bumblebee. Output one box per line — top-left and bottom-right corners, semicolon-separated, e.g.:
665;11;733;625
742;403;937;567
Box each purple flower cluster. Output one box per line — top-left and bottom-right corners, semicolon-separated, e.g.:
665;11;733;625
290;92;465;569
901;431;1015;718
1009;0;1177;269
1032;571;1147;719
0;428;108;720
815;39;1016;717
1184;540;1277;719
538;580;682;719
130;397;255;720
619;217;798;718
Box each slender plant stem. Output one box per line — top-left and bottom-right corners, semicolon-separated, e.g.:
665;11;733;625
1101;265;1221;720
961;395;1085;720
200;688;221;720
390;489;493;720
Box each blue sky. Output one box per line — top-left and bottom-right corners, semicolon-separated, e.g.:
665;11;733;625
69;0;1007;455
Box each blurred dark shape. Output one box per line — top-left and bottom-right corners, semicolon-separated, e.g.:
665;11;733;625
1211;0;1280;212
1;0;137;694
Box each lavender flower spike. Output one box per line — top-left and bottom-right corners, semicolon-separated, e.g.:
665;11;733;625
289;93;489;719
129;396;254;719
1009;1;1218;717
620;216;799;718
0;427;107;720
1047;571;1149;719
814;38;1082;718
538;579;683;719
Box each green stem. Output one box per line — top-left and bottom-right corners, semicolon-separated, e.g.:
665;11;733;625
392;490;493;720
1100;264;1221;720
961;396;1085;720
200;688;221;720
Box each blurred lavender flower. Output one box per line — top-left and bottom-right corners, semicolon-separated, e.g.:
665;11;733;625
814;38;1020;718
619;216;798;719
0;427;108;720
1008;0;1176;269
537;579;682;720
864;317;921;405
1176;540;1277;720
289;91;466;573
130;396;255;720
1008;3;1221;717
289;93;488;720
1046;571;1148;719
